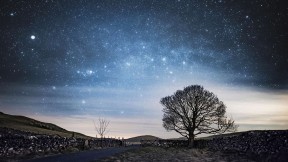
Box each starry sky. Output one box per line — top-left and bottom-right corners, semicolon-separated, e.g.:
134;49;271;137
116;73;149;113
0;0;287;138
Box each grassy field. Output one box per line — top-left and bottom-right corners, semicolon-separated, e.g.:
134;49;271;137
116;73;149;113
98;146;254;162
0;112;92;139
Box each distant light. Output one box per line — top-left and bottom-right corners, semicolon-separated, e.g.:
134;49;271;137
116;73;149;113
31;35;36;40
82;100;86;104
52;86;56;90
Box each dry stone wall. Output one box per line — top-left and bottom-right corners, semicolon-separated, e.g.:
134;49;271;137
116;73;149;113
0;127;123;160
195;130;288;162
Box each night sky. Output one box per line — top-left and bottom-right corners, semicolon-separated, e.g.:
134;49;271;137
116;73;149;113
0;0;287;138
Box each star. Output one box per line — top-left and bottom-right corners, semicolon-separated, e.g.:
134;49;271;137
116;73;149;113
126;62;131;67
0;0;287;138
86;70;93;75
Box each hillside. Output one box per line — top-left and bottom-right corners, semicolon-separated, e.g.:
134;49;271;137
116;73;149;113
0;111;91;139
196;131;254;140
127;135;161;142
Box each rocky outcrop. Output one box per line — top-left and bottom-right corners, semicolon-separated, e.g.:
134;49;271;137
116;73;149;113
195;130;288;162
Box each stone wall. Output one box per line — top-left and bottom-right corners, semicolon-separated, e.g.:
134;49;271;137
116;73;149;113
195;130;288;161
0;127;123;160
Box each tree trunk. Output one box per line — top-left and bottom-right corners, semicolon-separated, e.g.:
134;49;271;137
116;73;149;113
188;134;195;148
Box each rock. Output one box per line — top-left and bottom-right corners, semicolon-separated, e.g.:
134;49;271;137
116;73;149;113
14;150;20;155
23;149;31;155
84;140;89;148
7;148;14;155
28;136;38;140
69;138;76;142
45;147;51;152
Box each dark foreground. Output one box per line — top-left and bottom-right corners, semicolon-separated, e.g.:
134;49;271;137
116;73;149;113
23;145;140;162
99;146;255;162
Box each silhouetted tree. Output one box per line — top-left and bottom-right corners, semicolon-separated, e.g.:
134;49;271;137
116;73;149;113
161;85;237;147
93;118;110;139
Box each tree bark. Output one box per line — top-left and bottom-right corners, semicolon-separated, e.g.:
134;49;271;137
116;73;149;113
188;134;194;148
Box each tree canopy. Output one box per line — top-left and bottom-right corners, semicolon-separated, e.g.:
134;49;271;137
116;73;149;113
161;85;237;147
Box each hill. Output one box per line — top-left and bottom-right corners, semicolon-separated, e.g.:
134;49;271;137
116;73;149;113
168;137;187;140
127;135;161;142
0;111;91;139
196;131;251;140
168;131;266;140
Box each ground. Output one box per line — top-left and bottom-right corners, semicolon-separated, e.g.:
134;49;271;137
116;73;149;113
98;146;254;162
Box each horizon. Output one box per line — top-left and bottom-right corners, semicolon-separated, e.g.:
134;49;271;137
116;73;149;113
0;0;287;139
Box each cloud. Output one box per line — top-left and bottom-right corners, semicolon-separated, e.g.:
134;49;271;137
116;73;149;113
1;80;287;138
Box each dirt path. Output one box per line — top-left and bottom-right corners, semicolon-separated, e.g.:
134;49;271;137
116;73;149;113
23;146;140;162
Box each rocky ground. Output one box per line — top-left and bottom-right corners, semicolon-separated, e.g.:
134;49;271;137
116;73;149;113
99;146;255;162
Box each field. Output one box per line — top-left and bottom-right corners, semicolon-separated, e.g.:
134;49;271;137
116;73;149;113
99;146;254;162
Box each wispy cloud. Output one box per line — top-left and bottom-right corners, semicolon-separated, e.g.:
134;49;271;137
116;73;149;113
1;81;287;138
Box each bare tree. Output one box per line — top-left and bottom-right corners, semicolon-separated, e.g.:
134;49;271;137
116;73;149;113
93;118;110;139
160;85;237;147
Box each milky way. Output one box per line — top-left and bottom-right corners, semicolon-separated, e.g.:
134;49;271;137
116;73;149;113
0;0;287;137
